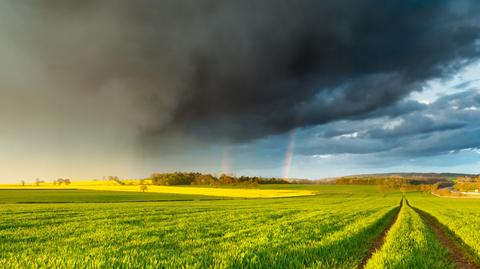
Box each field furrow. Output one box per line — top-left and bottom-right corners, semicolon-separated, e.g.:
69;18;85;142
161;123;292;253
0;191;400;268
407;193;480;266
364;199;455;269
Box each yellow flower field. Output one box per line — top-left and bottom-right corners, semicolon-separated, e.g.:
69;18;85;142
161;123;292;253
0;181;315;198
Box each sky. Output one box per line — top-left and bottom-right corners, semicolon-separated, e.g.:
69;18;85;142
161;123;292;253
0;1;479;182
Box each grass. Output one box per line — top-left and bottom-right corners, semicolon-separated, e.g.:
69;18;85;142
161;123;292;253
2;185;479;268
0;189;221;203
407;192;480;262
365;199;454;269
0;186;401;268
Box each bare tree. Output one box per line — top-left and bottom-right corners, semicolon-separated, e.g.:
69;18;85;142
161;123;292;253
378;183;390;197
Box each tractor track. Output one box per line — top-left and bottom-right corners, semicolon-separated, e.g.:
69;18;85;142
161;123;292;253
357;198;403;269
407;200;480;269
359;198;480;269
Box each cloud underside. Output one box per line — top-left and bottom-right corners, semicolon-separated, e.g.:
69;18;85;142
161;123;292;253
297;90;480;159
0;0;479;178
1;1;479;142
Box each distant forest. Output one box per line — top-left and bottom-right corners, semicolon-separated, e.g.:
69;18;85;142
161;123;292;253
121;173;292;187
109;172;479;193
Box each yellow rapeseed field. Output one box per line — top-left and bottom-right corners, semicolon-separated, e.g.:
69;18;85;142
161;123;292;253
0;181;315;198
78;185;315;198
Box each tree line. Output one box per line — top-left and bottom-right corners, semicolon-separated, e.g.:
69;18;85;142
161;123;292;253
335;177;408;187
147;172;289;186
335;176;453;196
454;176;480;192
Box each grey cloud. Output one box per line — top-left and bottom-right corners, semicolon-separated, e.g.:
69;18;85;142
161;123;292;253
453;79;480;89
360;99;429;119
391;127;480;157
1;0;479;146
297;90;480;157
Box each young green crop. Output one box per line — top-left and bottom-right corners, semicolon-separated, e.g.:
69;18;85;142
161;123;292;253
0;189;222;203
407;192;480;262
365;199;454;269
0;189;400;269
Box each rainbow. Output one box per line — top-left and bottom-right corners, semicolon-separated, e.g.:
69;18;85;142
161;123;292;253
221;147;231;175
282;130;296;180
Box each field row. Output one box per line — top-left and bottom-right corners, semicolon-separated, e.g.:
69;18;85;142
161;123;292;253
1;187;480;268
408;194;480;264
365;199;454;268
0;193;399;268
363;194;480;268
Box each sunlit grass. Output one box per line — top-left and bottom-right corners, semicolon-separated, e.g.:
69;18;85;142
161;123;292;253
0;192;400;268
0;189;222;203
365;199;454;268
408;192;480;261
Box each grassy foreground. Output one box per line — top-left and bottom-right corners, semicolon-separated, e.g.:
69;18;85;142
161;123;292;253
0;186;400;268
0;189;222;203
1;185;480;268
365;199;454;269
408;193;480;262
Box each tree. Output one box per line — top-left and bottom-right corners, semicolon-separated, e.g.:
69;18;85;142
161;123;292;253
454;176;476;192
219;174;235;184
140;185;148;192
378;183;390;197
192;174;217;185
247;180;258;189
431;183;439;193
35;178;44;186
20;180;25;186
64;179;71;185
107;176;120;182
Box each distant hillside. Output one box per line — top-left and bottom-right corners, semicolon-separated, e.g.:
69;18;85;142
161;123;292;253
341;172;476;180
333;172;478;186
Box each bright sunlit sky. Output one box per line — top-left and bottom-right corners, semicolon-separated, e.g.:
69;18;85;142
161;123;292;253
0;1;479;182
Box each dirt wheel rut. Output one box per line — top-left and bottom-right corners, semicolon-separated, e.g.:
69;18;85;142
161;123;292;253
407;200;480;269
357;199;403;269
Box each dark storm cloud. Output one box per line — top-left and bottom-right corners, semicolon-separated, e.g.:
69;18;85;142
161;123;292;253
317;98;429;138
1;0;480;144
360;99;429;119
297;90;480;157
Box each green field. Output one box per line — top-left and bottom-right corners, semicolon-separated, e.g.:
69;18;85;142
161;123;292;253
0;189;222;203
408;193;480;264
1;185;479;268
365;199;453;268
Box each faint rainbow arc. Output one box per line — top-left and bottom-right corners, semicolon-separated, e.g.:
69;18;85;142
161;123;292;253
282;130;296;180
221;147;231;175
